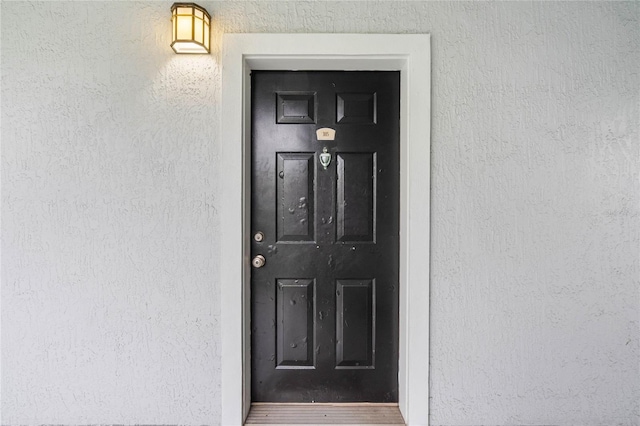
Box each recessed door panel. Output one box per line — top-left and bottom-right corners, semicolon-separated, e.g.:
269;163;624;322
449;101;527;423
336;279;375;368
337;93;377;124
277;279;315;368
277;153;315;242
337;153;376;243
277;92;316;124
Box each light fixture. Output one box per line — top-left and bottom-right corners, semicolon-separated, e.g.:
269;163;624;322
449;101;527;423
171;3;211;54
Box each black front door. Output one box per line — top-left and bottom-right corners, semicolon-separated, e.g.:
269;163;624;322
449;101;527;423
251;71;399;402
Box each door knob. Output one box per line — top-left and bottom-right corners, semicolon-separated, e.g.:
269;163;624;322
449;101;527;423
252;255;266;268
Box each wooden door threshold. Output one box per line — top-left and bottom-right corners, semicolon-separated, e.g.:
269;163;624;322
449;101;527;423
245;403;405;425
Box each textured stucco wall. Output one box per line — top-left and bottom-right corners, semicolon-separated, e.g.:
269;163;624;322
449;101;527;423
2;1;638;425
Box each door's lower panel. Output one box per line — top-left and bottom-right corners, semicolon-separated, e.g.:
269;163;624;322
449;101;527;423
276;279;316;368
335;279;375;368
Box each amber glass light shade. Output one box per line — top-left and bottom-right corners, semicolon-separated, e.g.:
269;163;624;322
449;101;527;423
171;3;211;54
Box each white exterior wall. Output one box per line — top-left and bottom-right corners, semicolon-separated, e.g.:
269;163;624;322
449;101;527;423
1;1;638;425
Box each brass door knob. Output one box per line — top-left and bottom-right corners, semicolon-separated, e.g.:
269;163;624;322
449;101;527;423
252;255;266;268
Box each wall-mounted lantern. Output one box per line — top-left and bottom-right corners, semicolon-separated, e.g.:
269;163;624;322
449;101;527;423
171;3;211;54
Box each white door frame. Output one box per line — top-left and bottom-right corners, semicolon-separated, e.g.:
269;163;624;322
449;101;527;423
220;34;430;425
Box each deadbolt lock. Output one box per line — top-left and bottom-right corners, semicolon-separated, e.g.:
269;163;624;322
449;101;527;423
254;231;264;242
252;255;266;268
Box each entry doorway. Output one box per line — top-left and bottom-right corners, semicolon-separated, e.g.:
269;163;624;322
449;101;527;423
250;71;400;403
220;34;431;425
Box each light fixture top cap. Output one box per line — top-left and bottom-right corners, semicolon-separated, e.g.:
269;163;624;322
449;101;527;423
171;2;211;19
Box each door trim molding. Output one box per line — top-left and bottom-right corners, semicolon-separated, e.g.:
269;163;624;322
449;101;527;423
220;34;431;425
